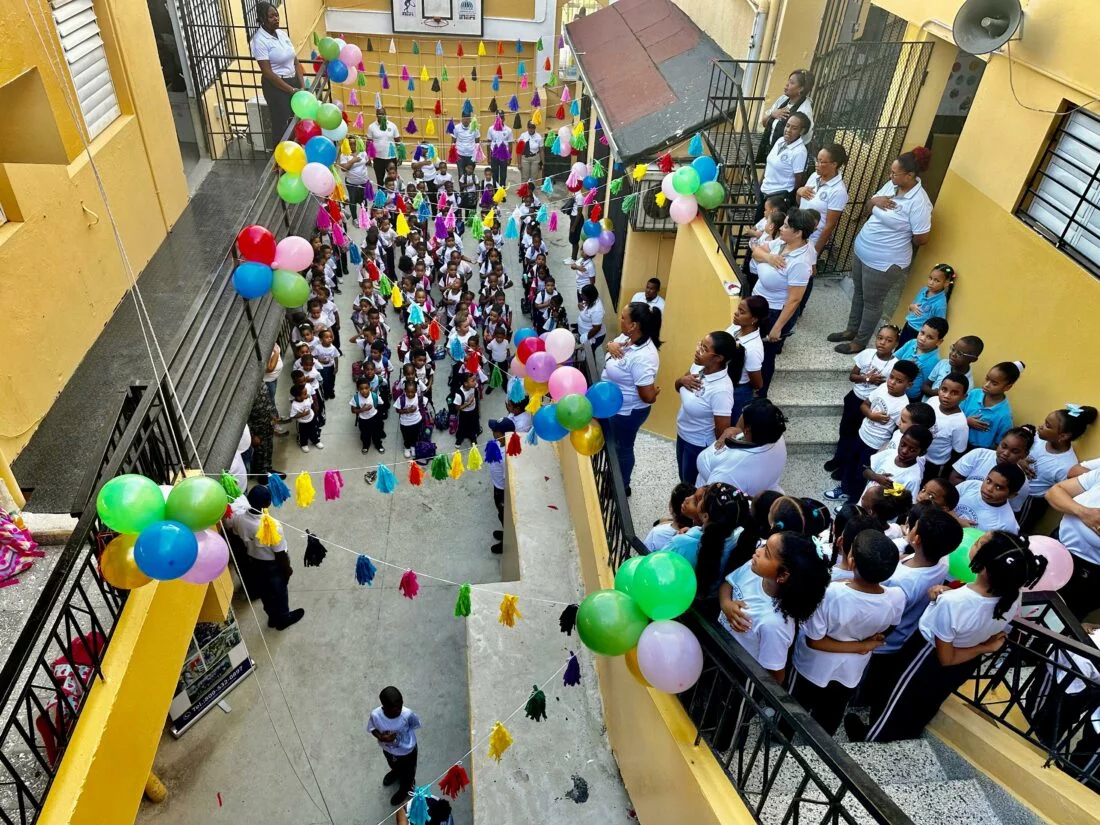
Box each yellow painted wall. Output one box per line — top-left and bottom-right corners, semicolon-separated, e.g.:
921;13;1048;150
0;0;188;461
670;0;757;59
765;0;827;103
601;228;676;340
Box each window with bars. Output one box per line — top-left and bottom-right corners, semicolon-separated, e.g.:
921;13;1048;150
1017;107;1100;279
49;0;121;140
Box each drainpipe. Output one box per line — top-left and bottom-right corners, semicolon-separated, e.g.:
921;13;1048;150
744;0;778;94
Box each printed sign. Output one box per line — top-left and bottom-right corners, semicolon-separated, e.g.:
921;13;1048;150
392;0;484;38
168;607;254;736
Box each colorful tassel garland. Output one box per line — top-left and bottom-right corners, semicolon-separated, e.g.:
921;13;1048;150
256;510;282;546
425;118;435;137
547;211;558;232
555;103;565;120
487;721;513;762
409;462;424;486
442;66;449;81
525;686;547;722
407;785;431;825
439;764;469;799
507;378;526;404
561;86;571;103
324;469;345;500
268;472;291;506
591;159;605;179
430;454;449;480
467;445;483;471
454;582;471;617
303;531;327;567
388;37;396;53
609;177;623;195
536;203;548;223
399;569;420;599
507;432;522;456
498;594;521;626
622;193;638;213
219;471;242;501
658;152;674;174
485;439;503;464
532;107;543;126
503;216;519;240
655;192;667;208
564;652;581;686
449;451;464;479
559;604;578;635
542;177;554;194
507;94;519;112
435;40;443;56
420;65;429;81
492;75;500;92
456;41;464;57
688;132;703;156
355;554;378;585
375;463;397;493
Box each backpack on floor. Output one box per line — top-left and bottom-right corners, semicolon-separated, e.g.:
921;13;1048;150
414;440;437;460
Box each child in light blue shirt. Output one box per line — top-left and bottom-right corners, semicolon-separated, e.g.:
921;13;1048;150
960;361;1024;449
893;317;948;401
921;334;982;400
901;264;954;345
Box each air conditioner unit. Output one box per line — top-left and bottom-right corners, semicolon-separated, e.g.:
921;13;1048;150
245;95;270;152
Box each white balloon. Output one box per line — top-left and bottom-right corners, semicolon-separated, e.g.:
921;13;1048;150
661;172;678;201
571;161;588;177
322;121;348;142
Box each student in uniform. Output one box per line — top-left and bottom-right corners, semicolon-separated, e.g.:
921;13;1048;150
287;382;323;452
826;508;886;582
899;264;955;345
726;295;768;425
1018;406;1099;528
367;686;422;806
849;531;1045;742
955;463;1026;533
862;424;933;501
452;372;481;447
643;482;697;554
394;380;424;459
921;335;982;400
789;529;905;735
924;373;970;481
351;376;385;455
948;426;1034;514
961;361;1025;449
665;484;757;605
892;317;948;401
1045;465;1100;619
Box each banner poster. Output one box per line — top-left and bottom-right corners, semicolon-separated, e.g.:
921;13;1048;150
392;0;484;38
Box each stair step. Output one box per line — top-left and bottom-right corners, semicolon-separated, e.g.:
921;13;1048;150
875;779;1004;825
783;416;839;452
842;739;948;786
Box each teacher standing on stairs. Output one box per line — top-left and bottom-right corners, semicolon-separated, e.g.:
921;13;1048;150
250;1;304;151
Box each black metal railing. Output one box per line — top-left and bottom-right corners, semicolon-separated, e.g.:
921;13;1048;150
955;591;1100;791
0;73;326;825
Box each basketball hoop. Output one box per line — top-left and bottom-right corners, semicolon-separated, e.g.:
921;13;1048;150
425;15;446;27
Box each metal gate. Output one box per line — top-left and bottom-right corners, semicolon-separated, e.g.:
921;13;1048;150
808;6;932;273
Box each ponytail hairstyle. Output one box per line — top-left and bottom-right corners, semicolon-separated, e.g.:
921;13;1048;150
969;532;1047;619
744;295;770;326
1001;425;1037;461
708;330;747;386
772;533;831;623
897;147;932;176
769;495;807;537
734;398;788;447
992;360;1026;386
789;68;815;98
752;490;782;536
822;142;848;168
695;484;753;596
862;484;914;525
800;498;833;538
933;263;958;301
626;302;663;349
1052;404;1099;443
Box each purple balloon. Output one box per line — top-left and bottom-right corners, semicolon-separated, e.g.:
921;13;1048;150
525;350;558;383
182;528;230;584
635;620;704;694
598;229;615;254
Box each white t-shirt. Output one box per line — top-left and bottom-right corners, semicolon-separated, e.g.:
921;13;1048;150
952;448;1029;511
366;120;400;159
751;239;813;310
695;438;787;496
341;152;370;185
630;292;666;313
452;123;479;156
314;342;340;368
725;328;763;386
799;172;849;249
793;582;905;688
577;298;606;342
487;125;513;150
486;338;510;362
719;562;795;672
600;336;659;414
264;345;283;383
853;179;934;271
574;257;596;289
350;390;377;420
643;522;679;553
676;364;735;448
508;410;533;433
851;349;898;401
955;480;1020;533
880;556;949;653
761;136;808;194
928;397;969;465
1026;441;1079;497
1058;468;1100;565
394;392;422;427
864;448;923;499
290;397;314;424
366;706;421;756
858;385;908;449
919;585;1020;649
520;131;543;155
250;28;296;76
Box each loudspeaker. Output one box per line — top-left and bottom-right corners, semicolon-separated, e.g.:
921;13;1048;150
952;0;1023;55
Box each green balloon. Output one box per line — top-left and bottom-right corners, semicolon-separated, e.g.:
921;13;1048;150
576;589;650;656
632;551;698;620
696;180;725;210
316;102;343;130
614;556;644;597
290;90;320;121
947;527;984;583
555;394;593;432
672;166;701;196
97;474;166;535
272;269;311;307
317;37;341;62
277;173;308;204
165;476;229;531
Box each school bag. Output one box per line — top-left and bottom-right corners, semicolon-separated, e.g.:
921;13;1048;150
414;439;437;460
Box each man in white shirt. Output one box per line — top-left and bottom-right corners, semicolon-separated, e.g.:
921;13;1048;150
518;121;544;185
366;108;401;184
451;114;480;175
630;278;666;313
486;119;513;189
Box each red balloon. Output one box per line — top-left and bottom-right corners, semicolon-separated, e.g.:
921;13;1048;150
236;224;276;264
516;336;545;364
566;178;583;193
294;119;321;144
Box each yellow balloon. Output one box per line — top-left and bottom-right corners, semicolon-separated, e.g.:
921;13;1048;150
569;421;605;456
624;647;651;687
523;377;549;397
99;533;152;590
274;141;306;174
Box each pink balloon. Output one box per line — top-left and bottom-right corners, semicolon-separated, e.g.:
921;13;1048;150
272;236;313;271
636;620;704;693
544;327;576;363
558;142;573;158
525;351;557;383
669;194;699;225
571;161;589;177
339;43;362;69
182;528;230;584
582;237;601;257
660;172;678;201
548;366;587;401
1025;535;1074;592
558;125;572;143
509;355;527;379
301;162;335;197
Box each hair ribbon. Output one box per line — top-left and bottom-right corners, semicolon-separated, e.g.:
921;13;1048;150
1066;403;1084;418
883;482;906;498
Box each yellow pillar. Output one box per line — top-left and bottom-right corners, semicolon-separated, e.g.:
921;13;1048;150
0;446;25;508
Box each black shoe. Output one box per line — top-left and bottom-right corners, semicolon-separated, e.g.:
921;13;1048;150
491;542;503;554
843;714;869;742
382;770;399;787
493;530;503;540
390;789;411;806
823;458;840;472
625;486;632;498
830;468;842;481
273;608;305;630
826;330;855;343
377;445;386;454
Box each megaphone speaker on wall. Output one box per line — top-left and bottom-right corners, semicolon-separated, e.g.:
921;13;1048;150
952;0;1023;55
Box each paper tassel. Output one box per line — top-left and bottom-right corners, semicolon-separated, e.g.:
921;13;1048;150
462;98;474;117
483;208;495;229
487;96;498;113
428;318;442;341
541;176;554;195
485;439;503;464
376;463;397;493
303;531;327;567
688;132;704;156
537;35;544;50
558;33;565;48
499;594;521;626
404;96;414;112
456;41;465;57
294;471;315;507
464;350;481;375
354;112;365;129
564;652;581;686
388;37;396;53
475;142;486;163
526;427;538;445
442;66;449;81
492;75;500;92
658;152;674;174
435;40;443;56
268;472;291;506
430;454;450;480
256;510;282;546
571;131;587;150
332;223;347;247
367;38;374;51
401;65;410;81
590;203;602;221
591;159;605;179
316;205;332;232
504;215;519;240
609;177;623;195
378;62;386;77
355;554;378;586
520;75;529;90
474;40;486;57
561;86;571;104
544;57;551;71
357;71;366;87
507;378;526;404
449;451;465;479
655;191;667;208
411;40;420;55
525;686;547;722
446;123;456;142
531;91;541;107
555;103;566;120
407;78;415;91
324;469;344;500
382;74;390;89
420;65;429;81
409;462;424;486
471;66;478;81
513;113;522;129
622;193;638;213
467;445;483;471
454;582;472;617
399;568;420;599
507;94;519;112
507;432;522;456
407;785;431;825
396;212;410;236
391;284;404;308
570;100;580;117
219;471;242;501
470;216;484;240
559;603;578;635
525;394;541;414
548;71;558;88
489;364;505;389
405;116;418;134
458;77;467;93
516;39;524;53
536;204;548;223
532;107;543;126
547;210;560;232
348;90;359;107
439;763;469;799
425;118;435;137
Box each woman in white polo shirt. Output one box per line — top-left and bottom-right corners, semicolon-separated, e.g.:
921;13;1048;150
830;149;933;354
750;207;819;394
796;142;849;315
250;1;304;150
673;331;742;483
1047;467;1100;619
577;284;606;349
601;302;662;494
756;112;810;222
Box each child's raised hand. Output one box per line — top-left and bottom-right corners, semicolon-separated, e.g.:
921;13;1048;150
966;415;991;432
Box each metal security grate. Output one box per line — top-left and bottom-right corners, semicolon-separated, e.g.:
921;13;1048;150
176;0;232;92
1017;107;1100;280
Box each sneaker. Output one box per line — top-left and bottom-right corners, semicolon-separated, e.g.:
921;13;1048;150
491;542;503;554
485;387;493;395
274;425;290;436
826;330;856;343
404;448;413;458
562;257;574;265
834;342;862;355
315;441;325;449
377;445;386;454
362;447;370;454
830;468;843;481
301;445;310;453
823;486;848;502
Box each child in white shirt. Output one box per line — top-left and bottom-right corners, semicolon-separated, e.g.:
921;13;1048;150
367;686;422;806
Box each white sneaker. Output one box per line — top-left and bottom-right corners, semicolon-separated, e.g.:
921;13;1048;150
300;445;310;453
314;441;325;449
404;448;413;458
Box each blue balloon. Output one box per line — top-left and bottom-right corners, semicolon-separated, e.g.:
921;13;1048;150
233;261;273;299
327;59;349;83
586;381;624;418
691;155;718;183
134;520;199;581
533;404;569;441
583;220;601;239
513;327;538;347
305;135;337;167
582;175;598;190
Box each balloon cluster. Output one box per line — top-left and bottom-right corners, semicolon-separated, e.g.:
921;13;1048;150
273;87;350;204
661;156;726;225
95;475;232;589
231;225;314;306
576;553;704;694
316;36;362;90
564;161;616;257
508;327;622;455
947;527;1074;591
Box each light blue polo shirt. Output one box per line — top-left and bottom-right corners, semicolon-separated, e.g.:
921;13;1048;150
894;340;941;401
960;388;1014;449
